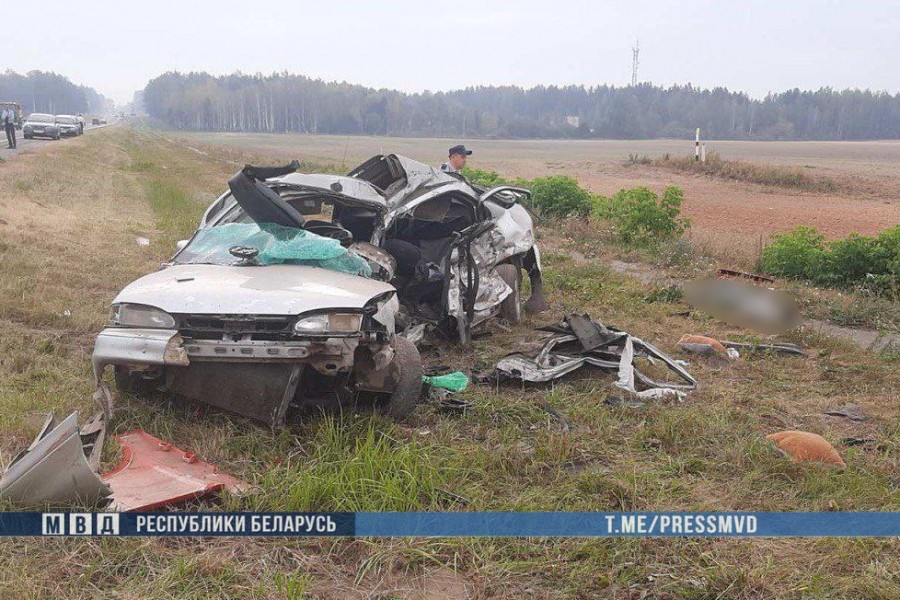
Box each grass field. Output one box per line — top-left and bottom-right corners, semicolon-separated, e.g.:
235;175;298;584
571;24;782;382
0;125;898;598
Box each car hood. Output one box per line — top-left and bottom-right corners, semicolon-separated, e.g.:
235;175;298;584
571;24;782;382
113;264;395;315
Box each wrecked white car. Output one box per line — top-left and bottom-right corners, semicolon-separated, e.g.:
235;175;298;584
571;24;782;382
92;156;544;425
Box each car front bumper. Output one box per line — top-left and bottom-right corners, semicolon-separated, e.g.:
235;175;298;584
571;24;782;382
92;327;397;427
92;327;393;378
25;127;57;137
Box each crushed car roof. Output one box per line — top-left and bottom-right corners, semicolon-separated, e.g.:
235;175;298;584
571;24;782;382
274;173;386;206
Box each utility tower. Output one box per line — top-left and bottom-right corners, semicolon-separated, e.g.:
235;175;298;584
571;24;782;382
631;39;640;86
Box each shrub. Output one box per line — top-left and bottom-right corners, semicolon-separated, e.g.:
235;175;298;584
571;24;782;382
460;167;507;188
825;234;886;286
527;175;596;217
594;186;690;245
760;225;900;298
760;226;827;279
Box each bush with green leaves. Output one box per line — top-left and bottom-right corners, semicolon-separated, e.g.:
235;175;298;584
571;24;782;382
593;186;690;245
527;175;596;217
761;224;900;298
459;167;508;188
759;226;827;279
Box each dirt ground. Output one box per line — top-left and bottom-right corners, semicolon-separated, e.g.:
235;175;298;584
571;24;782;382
174;132;900;264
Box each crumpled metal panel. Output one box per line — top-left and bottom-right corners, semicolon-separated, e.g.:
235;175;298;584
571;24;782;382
494;316;697;399
102;429;249;511
92;328;188;379
0;412;111;507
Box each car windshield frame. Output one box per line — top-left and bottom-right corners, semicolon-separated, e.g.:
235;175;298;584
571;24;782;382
55;116;77;124
27;114;54;123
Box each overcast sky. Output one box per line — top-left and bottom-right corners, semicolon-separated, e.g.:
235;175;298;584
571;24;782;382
4;0;899;104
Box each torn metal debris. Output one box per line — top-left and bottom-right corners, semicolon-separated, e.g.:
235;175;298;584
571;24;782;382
0;412;111;507
493;314;696;399
0;413;247;512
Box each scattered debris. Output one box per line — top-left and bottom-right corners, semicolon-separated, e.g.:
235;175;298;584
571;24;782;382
840;437;875;447
677;334;807;359
0;413;247;511
423;371;469;392
677;334;730;356
684;279;801;334
604;395;646;408
716;268;775;284
767;430;846;468
427;387;476;411
101;429;248;511
493;314;696;400
721;341;806;357
135;236;150;246
0;412;111;507
824;403;869;422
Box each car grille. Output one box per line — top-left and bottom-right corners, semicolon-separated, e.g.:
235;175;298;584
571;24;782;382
176;315;295;341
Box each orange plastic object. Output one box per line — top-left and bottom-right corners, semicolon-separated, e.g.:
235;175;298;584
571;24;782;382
677;334;727;353
101;429;248;511
767;430;846;468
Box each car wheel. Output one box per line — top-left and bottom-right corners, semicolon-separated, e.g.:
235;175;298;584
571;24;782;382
24;134;31;139
377;337;423;420
496;263;521;325
114;366;164;398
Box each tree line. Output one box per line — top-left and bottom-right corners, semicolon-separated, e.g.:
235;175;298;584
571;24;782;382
143;71;900;141
0;70;109;115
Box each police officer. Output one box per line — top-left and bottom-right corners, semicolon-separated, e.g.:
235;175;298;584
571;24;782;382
2;107;16;149
441;144;472;173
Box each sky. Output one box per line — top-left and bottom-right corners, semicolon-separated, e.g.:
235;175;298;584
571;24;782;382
3;0;899;105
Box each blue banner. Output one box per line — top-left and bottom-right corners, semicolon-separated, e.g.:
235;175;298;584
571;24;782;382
1;512;899;537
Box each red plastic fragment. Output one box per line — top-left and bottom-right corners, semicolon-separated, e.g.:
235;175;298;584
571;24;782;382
101;429;248;511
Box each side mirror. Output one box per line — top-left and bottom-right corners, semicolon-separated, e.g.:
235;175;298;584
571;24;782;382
175;240;188;251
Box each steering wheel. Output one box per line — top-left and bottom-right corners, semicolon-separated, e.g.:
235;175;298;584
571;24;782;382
228;245;260;261
304;220;354;245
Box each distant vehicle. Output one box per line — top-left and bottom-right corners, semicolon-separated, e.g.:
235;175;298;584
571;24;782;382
0;102;23;129
99;118;108;125
22;113;60;140
92;117;101;126
55;115;82;137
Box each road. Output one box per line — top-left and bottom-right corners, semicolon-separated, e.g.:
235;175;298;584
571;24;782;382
0;117;118;160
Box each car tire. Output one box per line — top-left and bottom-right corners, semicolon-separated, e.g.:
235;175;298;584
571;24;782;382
377;337;423;420
496;263;521;325
114;366;164;398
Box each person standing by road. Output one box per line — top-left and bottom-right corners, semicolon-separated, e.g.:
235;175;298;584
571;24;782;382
3;107;16;149
440;144;472;174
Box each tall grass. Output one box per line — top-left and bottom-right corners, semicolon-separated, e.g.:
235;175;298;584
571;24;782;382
247;416;462;512
655;152;842;193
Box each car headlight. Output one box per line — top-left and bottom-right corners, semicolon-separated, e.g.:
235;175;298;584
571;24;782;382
108;303;176;328
293;313;362;335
